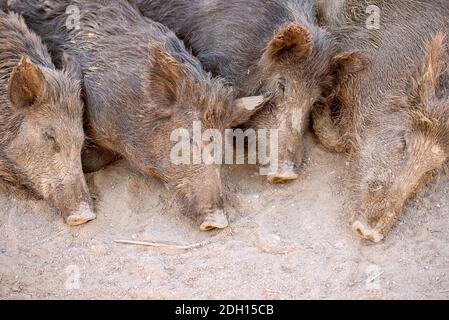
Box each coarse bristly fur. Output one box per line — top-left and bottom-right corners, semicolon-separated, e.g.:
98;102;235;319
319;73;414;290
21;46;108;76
313;0;449;242
11;0;265;229
0;10;94;223
131;0;370;183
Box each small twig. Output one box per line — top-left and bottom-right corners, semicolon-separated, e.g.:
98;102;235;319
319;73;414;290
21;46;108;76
114;239;207;250
114;227;233;250
367;271;384;283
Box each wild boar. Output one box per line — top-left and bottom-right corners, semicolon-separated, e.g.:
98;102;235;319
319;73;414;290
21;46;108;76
0;10;95;226
313;0;449;242
12;0;264;231
131;0;369;183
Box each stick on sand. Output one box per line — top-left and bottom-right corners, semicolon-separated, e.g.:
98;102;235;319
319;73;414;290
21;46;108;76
114;228;233;250
114;239;207;250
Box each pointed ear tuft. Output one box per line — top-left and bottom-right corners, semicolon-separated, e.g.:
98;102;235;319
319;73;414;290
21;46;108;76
261;23;313;65
235;95;265;111
411;33;447;104
229;95;266;127
146;44;184;106
8;56;46;110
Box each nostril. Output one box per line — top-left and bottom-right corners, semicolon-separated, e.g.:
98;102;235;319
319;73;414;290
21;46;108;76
352;221;384;243
201;225;216;231
353;221;367;238
65;210;96;226
200;210;229;231
64;202;96;226
267;163;299;184
267;174;299;184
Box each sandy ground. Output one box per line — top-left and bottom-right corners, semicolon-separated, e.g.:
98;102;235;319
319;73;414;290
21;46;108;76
0;132;448;300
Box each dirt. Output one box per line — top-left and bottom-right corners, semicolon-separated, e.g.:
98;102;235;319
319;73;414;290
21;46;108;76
1;132;448;300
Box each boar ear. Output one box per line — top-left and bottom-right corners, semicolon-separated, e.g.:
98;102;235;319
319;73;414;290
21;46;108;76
331;50;370;83
410;33;447;105
229;96;265;127
146;45;184;106
62;53;83;82
261;23;313;65
8;56;46;110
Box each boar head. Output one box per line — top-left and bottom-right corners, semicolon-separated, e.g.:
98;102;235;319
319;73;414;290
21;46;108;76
256;22;368;183
3;55;94;226
142;45;264;231
353;34;449;242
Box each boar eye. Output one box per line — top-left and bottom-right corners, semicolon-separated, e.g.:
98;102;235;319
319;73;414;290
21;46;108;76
43;130;56;142
396;133;410;158
400;136;407;150
43;131;61;153
278;78;286;95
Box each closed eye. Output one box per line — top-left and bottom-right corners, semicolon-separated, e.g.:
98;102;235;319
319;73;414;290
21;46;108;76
396;131;408;155
44;132;56;143
278;78;286;95
400;136;407;152
44;132;61;153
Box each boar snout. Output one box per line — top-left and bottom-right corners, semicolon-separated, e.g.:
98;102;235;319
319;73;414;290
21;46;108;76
171;166;228;231
352;203;403;243
200;209;229;231
352;220;384;243
267;161;299;184
65;202;96;227
51;177;95;226
265;129;302;184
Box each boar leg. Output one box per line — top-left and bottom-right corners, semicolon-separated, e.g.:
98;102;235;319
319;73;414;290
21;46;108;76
82;145;121;173
311;103;346;153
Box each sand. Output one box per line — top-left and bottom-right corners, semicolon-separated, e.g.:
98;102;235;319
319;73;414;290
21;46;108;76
1;132;448;299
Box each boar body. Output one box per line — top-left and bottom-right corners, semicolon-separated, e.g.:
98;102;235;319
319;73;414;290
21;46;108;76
0;10;94;225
